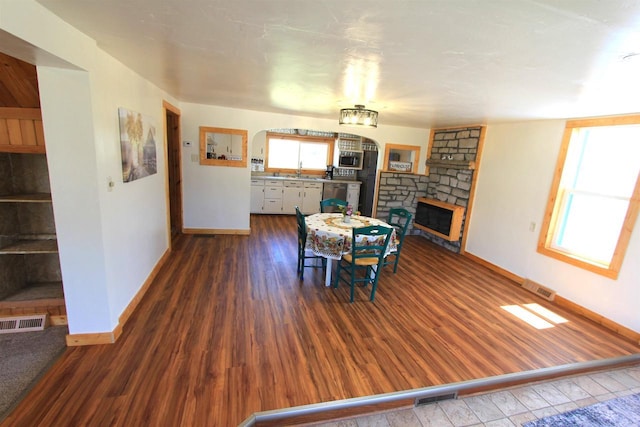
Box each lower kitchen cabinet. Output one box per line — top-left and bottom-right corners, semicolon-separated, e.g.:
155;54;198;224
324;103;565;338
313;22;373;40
262;180;283;214
282;181;303;214
301;182;323;214
250;179;264;213
249;178;327;215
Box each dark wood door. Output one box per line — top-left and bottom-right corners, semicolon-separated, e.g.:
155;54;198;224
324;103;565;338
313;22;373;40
164;103;182;243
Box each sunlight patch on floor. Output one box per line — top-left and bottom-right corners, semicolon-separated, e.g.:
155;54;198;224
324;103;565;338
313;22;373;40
501;303;569;329
524;303;568;324
502;305;555;329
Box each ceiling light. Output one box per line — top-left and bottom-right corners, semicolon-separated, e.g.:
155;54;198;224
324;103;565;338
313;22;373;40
339;105;378;128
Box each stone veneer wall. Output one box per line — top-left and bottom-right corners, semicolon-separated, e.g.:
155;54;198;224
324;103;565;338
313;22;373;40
375;172;429;233
420;126;482;252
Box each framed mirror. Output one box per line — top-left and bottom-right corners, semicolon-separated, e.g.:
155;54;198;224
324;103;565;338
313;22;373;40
199;126;248;167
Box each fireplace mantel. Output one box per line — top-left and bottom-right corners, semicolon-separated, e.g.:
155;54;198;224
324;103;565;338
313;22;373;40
425;159;476;170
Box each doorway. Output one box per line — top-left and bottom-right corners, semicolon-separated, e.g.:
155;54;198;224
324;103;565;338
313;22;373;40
163;101;182;245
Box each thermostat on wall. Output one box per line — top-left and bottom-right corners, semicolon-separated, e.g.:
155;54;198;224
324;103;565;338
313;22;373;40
183;141;192;147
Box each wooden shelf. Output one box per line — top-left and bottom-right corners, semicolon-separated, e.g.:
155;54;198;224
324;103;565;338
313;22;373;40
0;281;64;308
425;159;475;170
0;239;58;254
0;193;52;203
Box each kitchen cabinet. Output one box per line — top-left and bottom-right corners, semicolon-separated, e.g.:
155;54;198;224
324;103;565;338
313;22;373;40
250;179;264;213
249;177;335;215
346;183;361;211
262;179;283;214
282;181;303;214
302;182;323;214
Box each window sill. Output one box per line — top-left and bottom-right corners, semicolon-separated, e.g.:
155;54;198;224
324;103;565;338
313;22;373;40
536;245;618;279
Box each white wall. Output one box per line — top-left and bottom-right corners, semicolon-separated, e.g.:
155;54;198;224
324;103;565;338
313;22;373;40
180;103;429;230
1;0;175;334
467;120;640;333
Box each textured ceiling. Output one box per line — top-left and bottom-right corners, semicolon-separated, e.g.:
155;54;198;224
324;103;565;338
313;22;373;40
32;0;640;128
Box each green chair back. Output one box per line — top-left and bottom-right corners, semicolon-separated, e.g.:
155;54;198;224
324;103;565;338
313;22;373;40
295;206;324;280
333;224;393;302
320;198;347;213
384;207;413;273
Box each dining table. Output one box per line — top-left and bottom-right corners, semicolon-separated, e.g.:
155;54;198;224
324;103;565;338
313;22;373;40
305;212;398;286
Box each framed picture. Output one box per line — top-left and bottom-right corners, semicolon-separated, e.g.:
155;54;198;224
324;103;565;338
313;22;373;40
118;107;157;182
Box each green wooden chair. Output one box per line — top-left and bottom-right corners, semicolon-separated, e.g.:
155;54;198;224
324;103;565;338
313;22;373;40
383;207;413;273
333;225;393;302
295;206;325;280
319;198;347;213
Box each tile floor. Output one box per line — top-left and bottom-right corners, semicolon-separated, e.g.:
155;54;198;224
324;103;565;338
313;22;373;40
305;363;640;427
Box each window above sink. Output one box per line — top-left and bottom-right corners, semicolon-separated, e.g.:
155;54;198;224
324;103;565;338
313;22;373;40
265;131;334;176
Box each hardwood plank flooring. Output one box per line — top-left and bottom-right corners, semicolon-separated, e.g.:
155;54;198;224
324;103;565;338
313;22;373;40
2;214;638;426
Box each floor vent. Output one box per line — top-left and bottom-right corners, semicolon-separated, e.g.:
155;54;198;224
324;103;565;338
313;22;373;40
415;392;457;406
0;314;49;334
522;279;556;301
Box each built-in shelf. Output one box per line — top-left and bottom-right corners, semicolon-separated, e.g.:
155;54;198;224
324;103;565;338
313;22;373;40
425;159;476;170
0;281;64;308
0;239;58;254
0;193;52;203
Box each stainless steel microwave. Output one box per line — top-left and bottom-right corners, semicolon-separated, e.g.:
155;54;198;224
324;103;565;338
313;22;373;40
335;150;363;169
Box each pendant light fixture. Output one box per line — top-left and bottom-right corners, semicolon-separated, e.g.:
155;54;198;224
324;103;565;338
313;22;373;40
339;104;378;128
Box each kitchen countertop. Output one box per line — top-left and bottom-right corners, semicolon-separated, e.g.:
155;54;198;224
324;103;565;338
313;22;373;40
251;175;360;184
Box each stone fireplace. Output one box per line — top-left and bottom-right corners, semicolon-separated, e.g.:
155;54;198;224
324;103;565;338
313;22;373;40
420;126;483;252
374;126;483;253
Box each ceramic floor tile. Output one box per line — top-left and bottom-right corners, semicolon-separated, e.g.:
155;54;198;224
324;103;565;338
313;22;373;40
510;388;549;411
509;411;537;426
595;392;617;401
531;405;558;419
626;367;640;382
571;375;610;396
488;390;529;417
531;383;571;406
552;401;578;414
384;408;422;427
551;379;591;401
573;396;599;407
312;420;359;427
608;369;640;388
614;388;637;398
355;413;391;427
482;418;516;427
438;399;481;426
463;394;505;422
589;372;628;393
413;402;454;427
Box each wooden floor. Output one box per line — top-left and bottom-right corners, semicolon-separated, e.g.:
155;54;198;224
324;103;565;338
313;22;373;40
3;214;638;427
